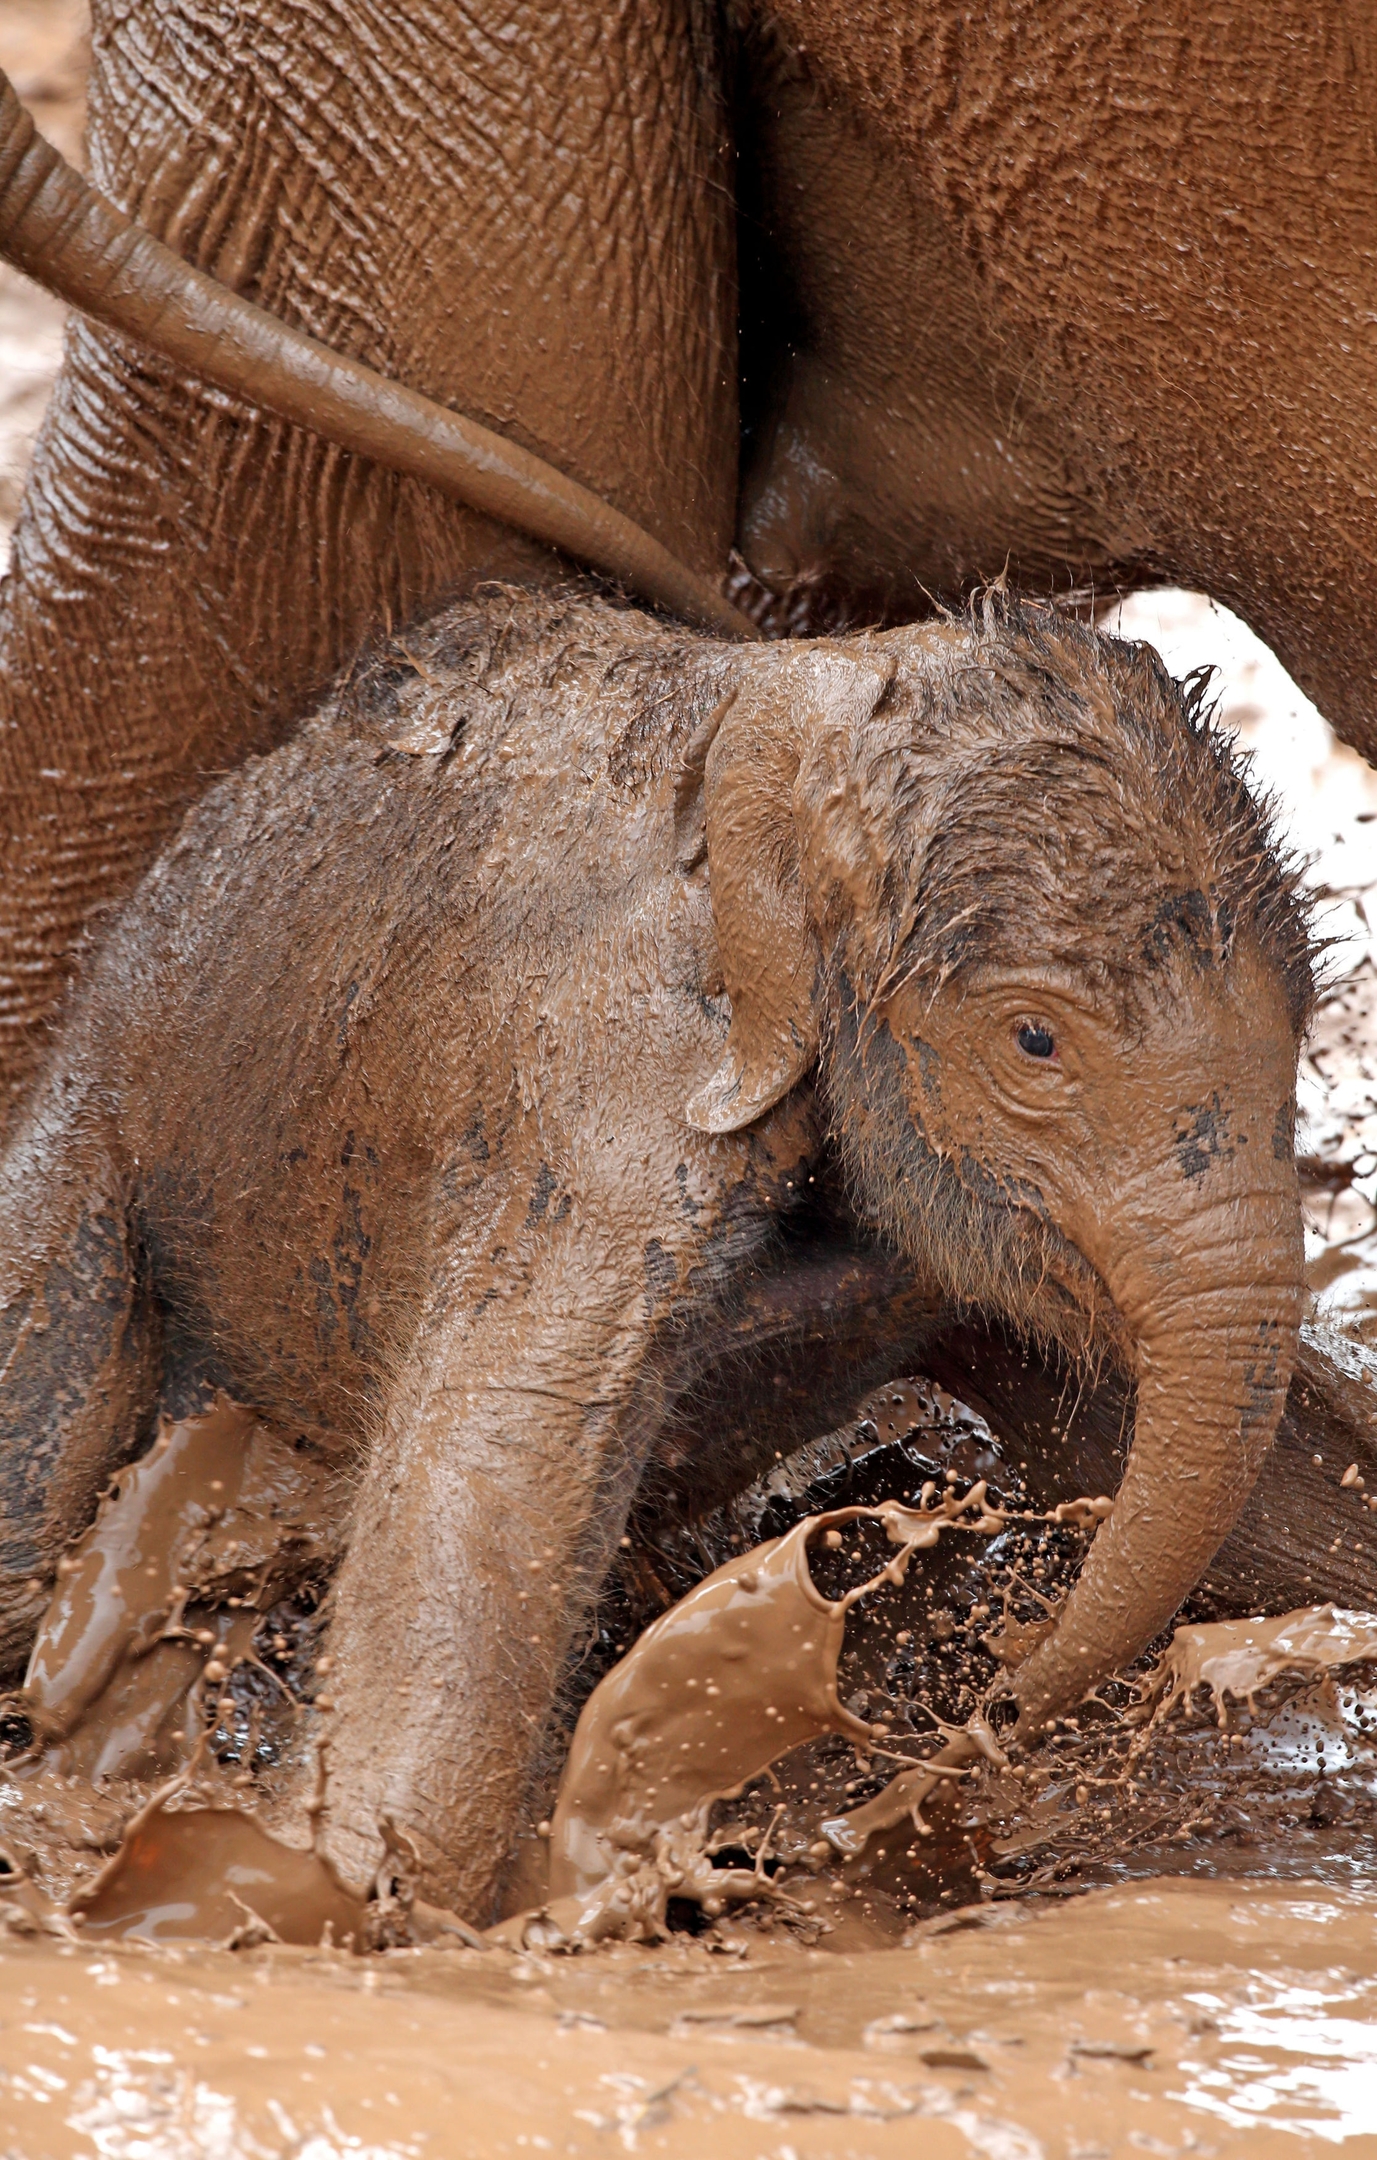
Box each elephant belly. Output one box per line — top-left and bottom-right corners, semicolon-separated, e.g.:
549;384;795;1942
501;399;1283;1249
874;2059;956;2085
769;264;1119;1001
736;36;1141;626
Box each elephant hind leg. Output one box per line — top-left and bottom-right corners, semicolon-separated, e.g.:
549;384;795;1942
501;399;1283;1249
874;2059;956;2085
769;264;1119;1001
1197;1325;1377;1616
0;1109;159;1678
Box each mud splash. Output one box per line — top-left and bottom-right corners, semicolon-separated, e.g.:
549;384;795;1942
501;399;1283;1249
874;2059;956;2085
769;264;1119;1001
554;1492;1006;1859
1148;1604;1377;1722
7;1403;1377;2154
21;1393;338;1785
0;1397;369;1948
513;1482;1377;1963
15;1420;1377;1970
526;1486;1011;1947
69;1794;365;1948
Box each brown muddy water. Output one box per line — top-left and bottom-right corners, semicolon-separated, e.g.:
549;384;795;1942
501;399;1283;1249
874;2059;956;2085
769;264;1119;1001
6;1665;1377;2158
2;1873;1377;2156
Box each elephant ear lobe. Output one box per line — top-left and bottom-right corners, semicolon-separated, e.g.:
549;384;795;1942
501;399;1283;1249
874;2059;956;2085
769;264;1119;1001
684;943;817;1133
684;648;887;1136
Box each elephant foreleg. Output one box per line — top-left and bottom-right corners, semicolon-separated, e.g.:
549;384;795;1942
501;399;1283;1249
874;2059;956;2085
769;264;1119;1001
310;1217;713;1921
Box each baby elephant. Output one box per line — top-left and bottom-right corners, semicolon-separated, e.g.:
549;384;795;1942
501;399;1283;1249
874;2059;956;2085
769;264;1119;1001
0;587;1312;1916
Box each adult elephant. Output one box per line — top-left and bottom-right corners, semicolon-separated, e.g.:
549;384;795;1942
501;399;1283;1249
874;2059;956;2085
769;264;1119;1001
1;5;1376;1110
734;0;1377;705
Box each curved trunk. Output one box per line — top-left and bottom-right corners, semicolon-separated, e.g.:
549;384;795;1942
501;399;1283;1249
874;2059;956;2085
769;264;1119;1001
1008;1183;1303;1735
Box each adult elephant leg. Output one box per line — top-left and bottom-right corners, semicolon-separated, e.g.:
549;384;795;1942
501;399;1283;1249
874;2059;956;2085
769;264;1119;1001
734;28;1132;626
0;0;736;1114
742;3;1377;753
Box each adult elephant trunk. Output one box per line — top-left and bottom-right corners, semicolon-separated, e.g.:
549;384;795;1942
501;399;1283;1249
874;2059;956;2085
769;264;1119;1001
1009;1170;1303;1736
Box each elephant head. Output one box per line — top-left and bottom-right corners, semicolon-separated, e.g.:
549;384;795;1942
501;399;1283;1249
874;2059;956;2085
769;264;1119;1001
688;599;1315;1737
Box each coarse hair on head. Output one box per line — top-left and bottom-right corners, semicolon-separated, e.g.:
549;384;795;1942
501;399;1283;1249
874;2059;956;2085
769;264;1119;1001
816;591;1317;1037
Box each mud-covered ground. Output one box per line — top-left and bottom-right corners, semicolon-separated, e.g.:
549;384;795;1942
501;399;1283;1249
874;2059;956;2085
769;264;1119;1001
5;1873;1377;2154
7;1387;1377;2153
4;13;1377;2155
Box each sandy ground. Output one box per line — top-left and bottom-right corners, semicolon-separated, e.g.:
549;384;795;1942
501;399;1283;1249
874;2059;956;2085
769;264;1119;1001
4;15;1377;2158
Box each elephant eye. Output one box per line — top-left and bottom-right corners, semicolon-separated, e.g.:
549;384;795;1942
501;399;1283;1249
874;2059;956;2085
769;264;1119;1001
1016;1023;1056;1060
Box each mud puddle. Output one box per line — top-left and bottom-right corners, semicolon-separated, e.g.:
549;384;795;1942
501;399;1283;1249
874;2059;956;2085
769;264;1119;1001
4;1873;1377;2154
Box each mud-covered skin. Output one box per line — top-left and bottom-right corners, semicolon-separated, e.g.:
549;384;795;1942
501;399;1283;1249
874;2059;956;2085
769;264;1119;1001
0;0;736;1105
3;2;1377;1109
0;1118;157;1619
2;592;825;1913
0;590;1315;1916
738;3;1377;740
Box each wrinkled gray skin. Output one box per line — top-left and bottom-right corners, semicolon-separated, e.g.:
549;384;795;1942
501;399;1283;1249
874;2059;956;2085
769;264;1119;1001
0;590;1331;1918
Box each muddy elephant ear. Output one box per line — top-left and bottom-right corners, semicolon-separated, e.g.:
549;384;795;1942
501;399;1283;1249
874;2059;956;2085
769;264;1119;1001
686;648;888;1134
